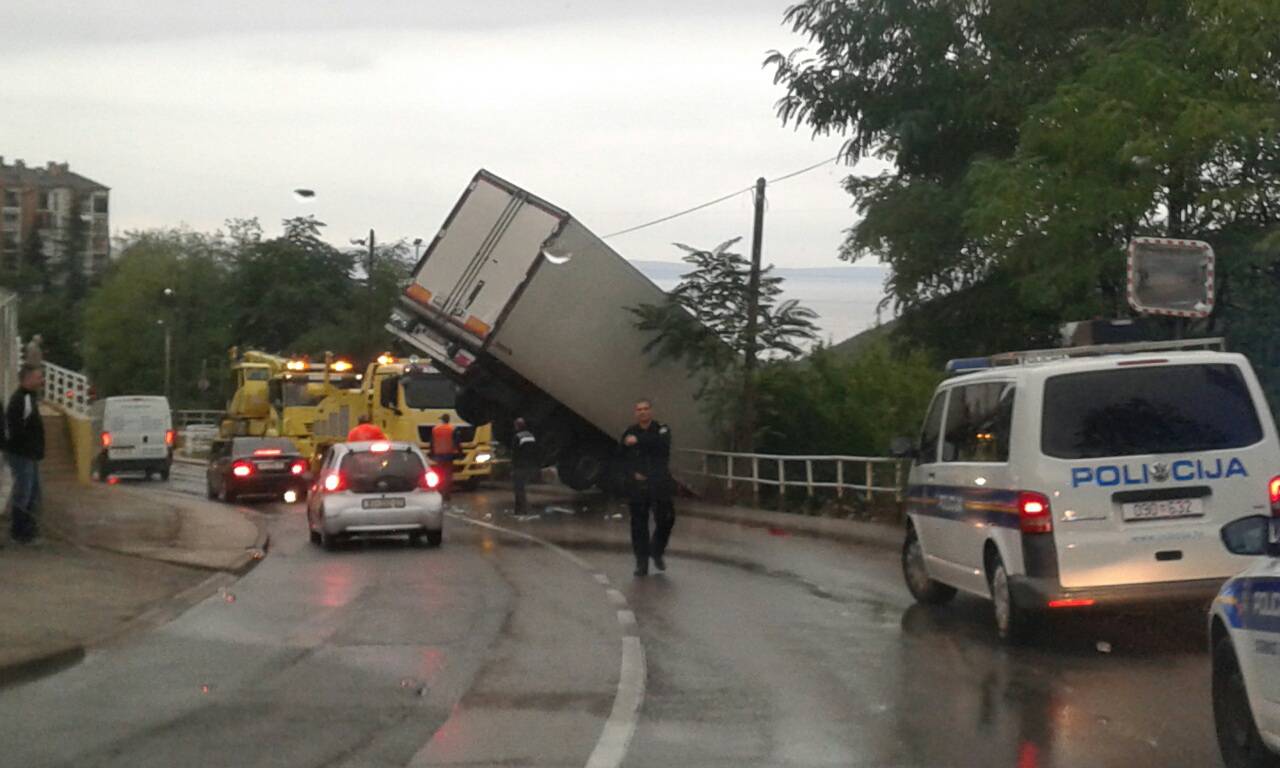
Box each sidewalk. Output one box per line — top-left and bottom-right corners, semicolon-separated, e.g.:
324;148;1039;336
0;411;266;686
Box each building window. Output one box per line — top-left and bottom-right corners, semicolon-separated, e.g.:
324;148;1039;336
2;210;17;227
2;190;17;208
93;195;108;214
39;192;53;211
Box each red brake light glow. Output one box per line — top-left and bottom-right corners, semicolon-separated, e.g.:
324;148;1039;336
100;431;112;448
290;460;308;476
1048;598;1095;609
369;442;390;454
231;461;253;478
253;448;283;457
1269;476;1280;515
323;472;347;492
1018;491;1053;534
420;469;441;490
164;429;176;447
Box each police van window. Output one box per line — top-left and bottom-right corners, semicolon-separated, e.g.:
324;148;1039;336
942;382;1015;463
916;392;946;465
1041;363;1263;459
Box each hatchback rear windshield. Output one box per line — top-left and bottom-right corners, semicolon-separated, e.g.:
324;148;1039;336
1041;363;1263;459
340;450;424;493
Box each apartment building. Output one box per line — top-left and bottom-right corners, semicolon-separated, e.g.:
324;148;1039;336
0;157;110;277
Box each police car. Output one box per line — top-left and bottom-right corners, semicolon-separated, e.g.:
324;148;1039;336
1211;514;1280;768
894;338;1280;642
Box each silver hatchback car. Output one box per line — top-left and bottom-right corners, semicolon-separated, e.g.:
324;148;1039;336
307;441;444;550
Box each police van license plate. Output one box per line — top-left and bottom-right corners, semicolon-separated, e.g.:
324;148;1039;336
362;498;406;510
1122;498;1202;521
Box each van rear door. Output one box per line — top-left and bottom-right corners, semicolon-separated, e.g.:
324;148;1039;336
105;397;172;462
404;170;568;344
1034;359;1276;589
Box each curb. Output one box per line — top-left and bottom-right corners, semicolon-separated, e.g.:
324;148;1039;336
678;502;902;551
0;645;87;690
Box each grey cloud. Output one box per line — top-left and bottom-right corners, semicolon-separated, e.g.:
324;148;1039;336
5;0;792;53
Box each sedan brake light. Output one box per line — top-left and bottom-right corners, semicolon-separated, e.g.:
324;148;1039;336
290;459;308;476
231;460;254;478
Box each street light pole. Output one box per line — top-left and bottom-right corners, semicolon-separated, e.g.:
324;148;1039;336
160;287;175;401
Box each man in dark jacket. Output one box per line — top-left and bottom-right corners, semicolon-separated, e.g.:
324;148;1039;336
8;364;45;544
620;398;674;577
511;417;538;515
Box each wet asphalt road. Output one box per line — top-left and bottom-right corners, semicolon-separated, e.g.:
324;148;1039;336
0;463;1223;767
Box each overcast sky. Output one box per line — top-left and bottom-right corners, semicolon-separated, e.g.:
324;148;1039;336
2;1;890;268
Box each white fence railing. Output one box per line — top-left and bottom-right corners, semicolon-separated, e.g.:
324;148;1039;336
173;409;223;428
678;448;905;503
43;360;92;417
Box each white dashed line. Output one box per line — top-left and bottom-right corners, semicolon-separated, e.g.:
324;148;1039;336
448;512;645;768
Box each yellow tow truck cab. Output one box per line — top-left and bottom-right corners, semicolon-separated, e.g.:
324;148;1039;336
310;356;494;484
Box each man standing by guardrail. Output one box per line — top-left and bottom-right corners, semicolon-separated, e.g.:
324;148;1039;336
7;364;45;545
621;398;675;577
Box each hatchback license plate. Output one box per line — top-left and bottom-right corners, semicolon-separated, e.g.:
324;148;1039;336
1122;498;1203;521
362;498;406;509
258;461;285;470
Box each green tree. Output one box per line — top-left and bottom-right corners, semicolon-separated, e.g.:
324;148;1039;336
630;238;819;447
83;229;235;407
768;1;1280;361
227;216;357;355
61;193;89;302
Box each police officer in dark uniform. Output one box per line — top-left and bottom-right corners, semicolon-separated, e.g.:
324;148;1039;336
621;398;674;577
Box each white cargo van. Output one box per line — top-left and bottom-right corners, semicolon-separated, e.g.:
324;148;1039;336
896;339;1280;642
90;396;174;480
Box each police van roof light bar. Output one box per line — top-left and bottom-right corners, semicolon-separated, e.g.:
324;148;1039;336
989;337;1225;368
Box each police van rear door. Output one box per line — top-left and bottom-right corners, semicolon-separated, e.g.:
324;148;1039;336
1033;355;1278;589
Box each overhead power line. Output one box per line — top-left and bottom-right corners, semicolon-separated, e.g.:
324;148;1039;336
601;154;842;239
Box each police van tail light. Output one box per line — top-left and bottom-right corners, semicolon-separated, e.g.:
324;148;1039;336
100;431;112;448
1269;476;1280;516
164;429;176;447
1018;491;1053;534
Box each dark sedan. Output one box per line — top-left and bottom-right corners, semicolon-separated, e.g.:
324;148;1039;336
207;437;310;503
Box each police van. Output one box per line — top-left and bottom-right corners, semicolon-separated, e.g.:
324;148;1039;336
895;338;1280;642
90;395;175;481
1211;514;1280;768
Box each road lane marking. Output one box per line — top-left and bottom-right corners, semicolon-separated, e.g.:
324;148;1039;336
447;512;646;768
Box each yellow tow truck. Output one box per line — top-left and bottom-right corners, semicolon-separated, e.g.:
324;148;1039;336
222;349;493;485
309;354;494;486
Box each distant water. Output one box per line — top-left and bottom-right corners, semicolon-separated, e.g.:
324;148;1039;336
630;260;891;346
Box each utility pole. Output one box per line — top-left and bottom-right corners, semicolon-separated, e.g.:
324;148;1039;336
740;177;767;453
365;228;375;363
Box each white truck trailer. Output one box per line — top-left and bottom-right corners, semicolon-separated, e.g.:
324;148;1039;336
386;169;718;490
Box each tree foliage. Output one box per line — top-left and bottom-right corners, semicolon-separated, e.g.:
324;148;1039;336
768;0;1280;365
630;238;819;444
81;220;415;408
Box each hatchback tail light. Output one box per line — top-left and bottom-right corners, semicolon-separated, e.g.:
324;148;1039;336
164;429;176;447
420;468;441;490
1269;476;1280;516
100;431;112;448
1018;491;1053;534
323;471;348;492
290;459;308;476
231;460;254;478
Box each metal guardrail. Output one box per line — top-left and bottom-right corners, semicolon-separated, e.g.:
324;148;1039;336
43;360;91;417
677;448;905;503
172;409;223;428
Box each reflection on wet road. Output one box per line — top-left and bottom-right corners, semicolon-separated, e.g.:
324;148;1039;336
0;466;1223;767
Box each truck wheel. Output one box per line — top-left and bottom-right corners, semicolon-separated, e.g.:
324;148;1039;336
557;449;605;491
1213;633;1280;768
902;526;956;605
455;387;495;427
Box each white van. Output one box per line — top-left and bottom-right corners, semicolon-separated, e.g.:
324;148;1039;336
897;339;1280;642
89;396;174;480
